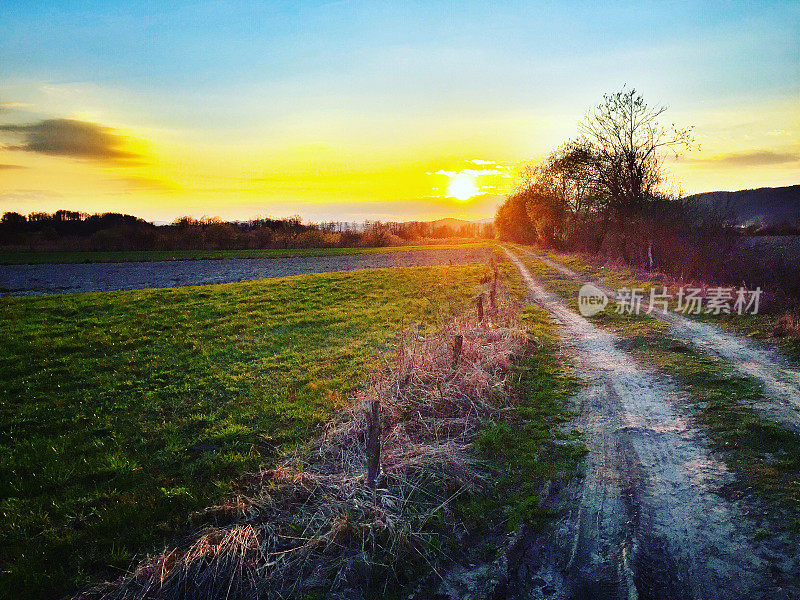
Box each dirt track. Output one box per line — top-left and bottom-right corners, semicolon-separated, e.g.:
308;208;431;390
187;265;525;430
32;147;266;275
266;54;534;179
501;247;797;600
520;248;800;433
0;247;491;296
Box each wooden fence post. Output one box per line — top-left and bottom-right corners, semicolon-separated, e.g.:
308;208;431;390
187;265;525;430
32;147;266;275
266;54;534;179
366;397;381;489
490;268;498;310
452;334;463;368
477;293;484;323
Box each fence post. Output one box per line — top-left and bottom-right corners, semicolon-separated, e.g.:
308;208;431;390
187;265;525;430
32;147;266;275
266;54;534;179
452;334;463;368
477;293;484;323
366;397;381;489
490;268;498;310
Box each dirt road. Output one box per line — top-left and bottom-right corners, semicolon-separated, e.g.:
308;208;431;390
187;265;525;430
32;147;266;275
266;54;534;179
501;247;795;600
518;247;800;433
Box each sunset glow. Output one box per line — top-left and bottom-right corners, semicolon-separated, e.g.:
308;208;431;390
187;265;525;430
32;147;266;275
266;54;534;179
1;2;798;222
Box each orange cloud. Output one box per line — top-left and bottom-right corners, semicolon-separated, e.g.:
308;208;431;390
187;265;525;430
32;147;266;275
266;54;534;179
677;149;799;167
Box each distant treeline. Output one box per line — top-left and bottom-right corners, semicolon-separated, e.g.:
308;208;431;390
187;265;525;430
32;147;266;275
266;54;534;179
0;210;493;252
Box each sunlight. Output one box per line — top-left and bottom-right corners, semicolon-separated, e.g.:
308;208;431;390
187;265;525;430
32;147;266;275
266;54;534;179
447;174;478;201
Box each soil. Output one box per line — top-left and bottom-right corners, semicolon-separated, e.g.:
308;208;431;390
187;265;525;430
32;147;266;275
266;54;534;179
0;247;491;296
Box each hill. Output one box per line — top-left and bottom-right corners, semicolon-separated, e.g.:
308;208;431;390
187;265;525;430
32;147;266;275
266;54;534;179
430;218;475;229
685;185;800;229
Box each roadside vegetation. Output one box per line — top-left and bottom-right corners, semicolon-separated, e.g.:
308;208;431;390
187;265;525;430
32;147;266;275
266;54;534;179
522;246;800;360
0;263;491;599
465;304;586;532
494;87;800;313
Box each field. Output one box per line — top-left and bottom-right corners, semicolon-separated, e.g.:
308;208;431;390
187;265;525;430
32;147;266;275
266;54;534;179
0;242;491;265
0;246;492;296
6;243;800;599
0;263;491;599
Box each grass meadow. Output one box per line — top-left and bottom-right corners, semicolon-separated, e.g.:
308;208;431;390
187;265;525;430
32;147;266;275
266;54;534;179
0;263;490;599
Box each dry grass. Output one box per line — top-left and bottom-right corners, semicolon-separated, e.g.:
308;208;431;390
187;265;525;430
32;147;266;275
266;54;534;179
774;313;800;338
77;277;528;600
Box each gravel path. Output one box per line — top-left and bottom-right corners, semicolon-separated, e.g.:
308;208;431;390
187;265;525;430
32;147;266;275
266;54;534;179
0;247;491;296
504;247;787;600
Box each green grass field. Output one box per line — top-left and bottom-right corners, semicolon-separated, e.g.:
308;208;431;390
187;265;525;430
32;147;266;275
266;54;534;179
0;242;491;264
0;263;490;599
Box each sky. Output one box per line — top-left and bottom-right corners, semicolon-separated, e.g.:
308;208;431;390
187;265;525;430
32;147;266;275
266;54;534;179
0;1;798;223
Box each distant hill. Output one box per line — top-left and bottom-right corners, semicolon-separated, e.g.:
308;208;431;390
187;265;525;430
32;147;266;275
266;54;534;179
684;185;800;229
429;218;475;229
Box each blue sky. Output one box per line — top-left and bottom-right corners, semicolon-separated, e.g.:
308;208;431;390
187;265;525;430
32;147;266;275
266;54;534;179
1;1;798;221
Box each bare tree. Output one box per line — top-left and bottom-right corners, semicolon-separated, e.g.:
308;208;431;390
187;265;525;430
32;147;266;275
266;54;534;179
493;88;694;254
577;87;694;218
549;145;598;218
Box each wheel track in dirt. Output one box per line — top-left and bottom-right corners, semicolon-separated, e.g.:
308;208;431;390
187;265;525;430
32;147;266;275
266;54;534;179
516;247;800;432
503;247;783;600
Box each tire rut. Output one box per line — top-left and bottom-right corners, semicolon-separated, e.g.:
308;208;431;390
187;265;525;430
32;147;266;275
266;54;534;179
503;247;778;600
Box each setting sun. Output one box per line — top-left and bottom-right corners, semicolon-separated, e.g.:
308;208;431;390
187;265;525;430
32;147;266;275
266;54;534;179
447;174;478;201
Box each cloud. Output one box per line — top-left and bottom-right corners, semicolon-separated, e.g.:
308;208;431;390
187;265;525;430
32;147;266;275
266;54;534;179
467;159;495;165
679;150;800;167
431;168;512;178
0;101;32;110
0;189;63;204
0;118;141;161
0;163;26;169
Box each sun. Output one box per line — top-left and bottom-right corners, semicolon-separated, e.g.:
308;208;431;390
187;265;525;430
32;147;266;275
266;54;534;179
447;174;478;201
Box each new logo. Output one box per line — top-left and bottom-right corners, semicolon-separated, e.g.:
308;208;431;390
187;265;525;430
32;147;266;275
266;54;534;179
578;283;608;316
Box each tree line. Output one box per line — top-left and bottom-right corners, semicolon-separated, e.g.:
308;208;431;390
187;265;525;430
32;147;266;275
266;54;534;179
0;211;493;252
